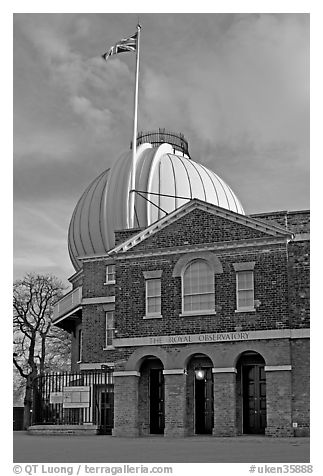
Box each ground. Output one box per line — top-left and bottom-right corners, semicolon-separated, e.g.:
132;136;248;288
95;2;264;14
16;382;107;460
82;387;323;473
13;432;310;463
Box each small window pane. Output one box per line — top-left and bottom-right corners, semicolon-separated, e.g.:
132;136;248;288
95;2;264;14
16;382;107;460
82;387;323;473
146;278;161;315
106;265;115;283
105;311;115;346
236;271;254;309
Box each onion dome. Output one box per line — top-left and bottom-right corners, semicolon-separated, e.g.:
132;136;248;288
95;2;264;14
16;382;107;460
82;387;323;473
68;130;245;271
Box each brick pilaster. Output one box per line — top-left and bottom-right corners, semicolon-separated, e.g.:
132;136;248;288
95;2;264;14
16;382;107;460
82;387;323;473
212;368;237;436
163;370;187;437
112;373;140;437
265;367;293;437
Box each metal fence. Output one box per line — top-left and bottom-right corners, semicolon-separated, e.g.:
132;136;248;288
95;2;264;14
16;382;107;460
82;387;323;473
32;370;114;434
131;129;190;157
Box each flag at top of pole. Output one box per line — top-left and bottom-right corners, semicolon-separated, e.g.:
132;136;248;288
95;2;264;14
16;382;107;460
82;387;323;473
102;31;138;60
102;24;142;229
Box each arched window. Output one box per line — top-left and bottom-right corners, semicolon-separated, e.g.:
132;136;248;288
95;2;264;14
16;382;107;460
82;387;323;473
182;259;215;313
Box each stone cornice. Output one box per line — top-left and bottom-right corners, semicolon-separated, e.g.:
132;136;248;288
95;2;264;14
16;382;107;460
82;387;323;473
112;236;289;261
82;296;115;305
77;236;289;263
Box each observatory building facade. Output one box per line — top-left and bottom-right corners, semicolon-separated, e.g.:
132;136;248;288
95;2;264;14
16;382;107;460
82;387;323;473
46;130;309;438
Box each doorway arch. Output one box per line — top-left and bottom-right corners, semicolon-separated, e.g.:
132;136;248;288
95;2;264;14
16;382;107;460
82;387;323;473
138;356;164;435
186;353;214;435
236;351;266;435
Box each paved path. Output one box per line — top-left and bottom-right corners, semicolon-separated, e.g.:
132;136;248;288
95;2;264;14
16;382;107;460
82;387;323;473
13;432;310;463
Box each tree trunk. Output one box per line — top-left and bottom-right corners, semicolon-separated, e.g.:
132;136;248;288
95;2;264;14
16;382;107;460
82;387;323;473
23;374;34;429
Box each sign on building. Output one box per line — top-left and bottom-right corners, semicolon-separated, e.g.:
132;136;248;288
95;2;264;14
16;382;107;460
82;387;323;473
49;391;64;404
62;386;90;408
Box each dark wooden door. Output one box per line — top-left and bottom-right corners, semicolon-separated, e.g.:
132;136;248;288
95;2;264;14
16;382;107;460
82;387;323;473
100;389;114;434
149;369;165;434
195;368;213;434
243;364;266;434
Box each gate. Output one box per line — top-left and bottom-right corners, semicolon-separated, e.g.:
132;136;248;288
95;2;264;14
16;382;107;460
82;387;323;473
32;369;114;434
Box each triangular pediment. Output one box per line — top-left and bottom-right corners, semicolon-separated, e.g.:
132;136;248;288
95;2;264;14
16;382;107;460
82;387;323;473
109;199;293;255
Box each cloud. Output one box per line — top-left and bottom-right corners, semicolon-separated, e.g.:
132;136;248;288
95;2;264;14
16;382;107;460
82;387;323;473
70;95;113;137
13;200;75;282
141;14;309;153
13;13;309;281
16;15;133;142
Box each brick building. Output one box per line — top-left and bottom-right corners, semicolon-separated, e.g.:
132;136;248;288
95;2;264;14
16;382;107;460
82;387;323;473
51;131;310;438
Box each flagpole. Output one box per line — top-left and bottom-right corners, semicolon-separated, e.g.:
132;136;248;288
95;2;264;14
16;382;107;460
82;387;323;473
129;23;141;229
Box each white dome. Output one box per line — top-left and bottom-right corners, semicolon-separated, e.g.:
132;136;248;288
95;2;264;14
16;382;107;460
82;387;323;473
68;134;244;271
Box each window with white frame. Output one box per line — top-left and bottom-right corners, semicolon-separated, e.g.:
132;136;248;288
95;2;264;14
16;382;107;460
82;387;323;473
233;262;256;311
146;279;161;316
105;311;115;347
143;270;162;318
105;264;115;284
182;259;215;313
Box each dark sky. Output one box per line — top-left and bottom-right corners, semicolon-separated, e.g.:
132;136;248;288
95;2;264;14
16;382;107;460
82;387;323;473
13;12;309;284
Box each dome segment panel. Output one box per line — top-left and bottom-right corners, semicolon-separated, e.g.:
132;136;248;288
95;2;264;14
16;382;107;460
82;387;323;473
146;143;175;224
81;170;108;255
68;169;110;271
177;158;207;202
208;170;244;214
158;154;178;216
104;150;130;246
168;155;193;209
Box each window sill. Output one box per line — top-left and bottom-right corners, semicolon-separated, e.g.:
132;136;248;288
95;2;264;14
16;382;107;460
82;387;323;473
104;281;115;285
77;360;82;364
179;310;217;317
235;308;256;313
143;314;163;319
103;346;115;350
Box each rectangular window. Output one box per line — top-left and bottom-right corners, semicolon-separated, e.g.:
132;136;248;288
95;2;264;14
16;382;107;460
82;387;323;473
236;270;254;311
77;329;83;362
146;278;161;316
105;265;115;284
105;311;115;347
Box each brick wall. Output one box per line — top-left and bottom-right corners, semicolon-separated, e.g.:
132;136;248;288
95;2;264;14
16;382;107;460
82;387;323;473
251;210;310;234
287;240;310;329
114;244;290;339
132;209;271;252
290;339;310;436
76;207;309;362
67;206;309;438
82;261;115;299
115;228;143;245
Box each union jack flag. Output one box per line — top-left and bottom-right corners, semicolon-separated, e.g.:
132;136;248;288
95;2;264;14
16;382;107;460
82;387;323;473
102;32;137;60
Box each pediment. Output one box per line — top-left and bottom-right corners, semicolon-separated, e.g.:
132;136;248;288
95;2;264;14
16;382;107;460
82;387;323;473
109;199;293;255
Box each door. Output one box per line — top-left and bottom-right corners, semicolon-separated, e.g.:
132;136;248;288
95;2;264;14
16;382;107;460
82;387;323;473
243;364;266;434
195;367;213;434
99;386;114;434
149;369;165;434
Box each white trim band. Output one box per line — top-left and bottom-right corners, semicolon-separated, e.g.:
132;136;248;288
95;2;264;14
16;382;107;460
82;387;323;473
113;371;141;377
82;296;115;305
163;369;186;375
212;367;237;374
80;362;114;370
265;365;292;372
113;328;310;348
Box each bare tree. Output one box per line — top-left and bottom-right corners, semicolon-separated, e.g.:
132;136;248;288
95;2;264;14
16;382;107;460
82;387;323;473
13;273;71;429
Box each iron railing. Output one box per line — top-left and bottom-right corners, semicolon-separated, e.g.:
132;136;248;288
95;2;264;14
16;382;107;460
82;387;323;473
32;369;114;434
131;129;190;157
